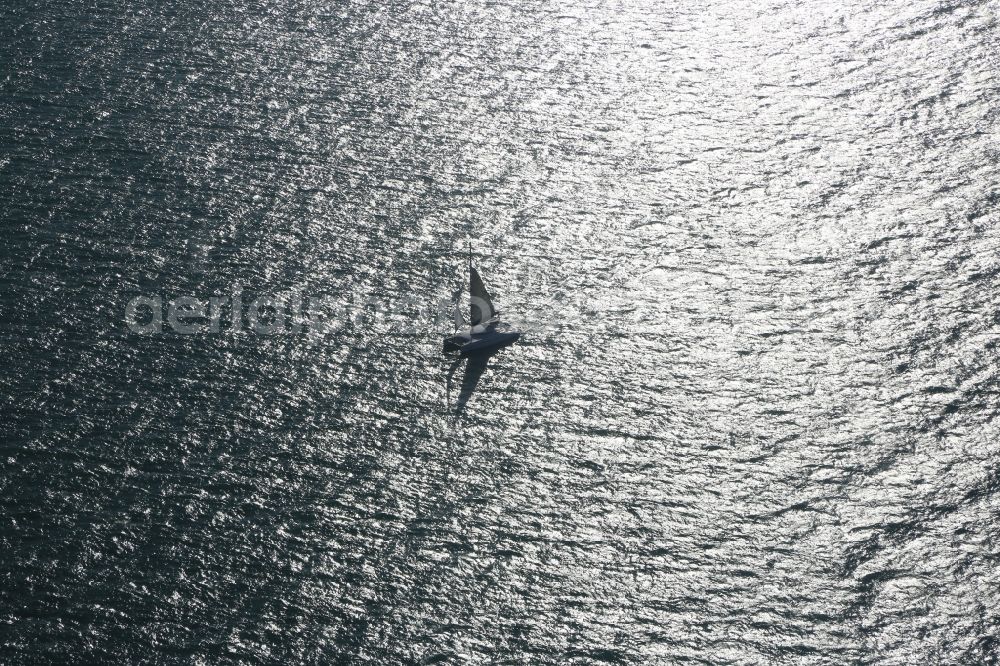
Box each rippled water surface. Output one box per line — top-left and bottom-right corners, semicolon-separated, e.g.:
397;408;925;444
4;0;1000;662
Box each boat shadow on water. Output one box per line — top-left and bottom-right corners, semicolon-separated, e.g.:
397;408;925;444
445;346;508;414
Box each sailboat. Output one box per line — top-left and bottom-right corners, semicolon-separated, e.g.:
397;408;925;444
442;247;521;356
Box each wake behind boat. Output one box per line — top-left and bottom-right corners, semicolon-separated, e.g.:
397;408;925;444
443;249;521;356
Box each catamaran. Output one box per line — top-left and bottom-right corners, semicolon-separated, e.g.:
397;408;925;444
442;249;521;356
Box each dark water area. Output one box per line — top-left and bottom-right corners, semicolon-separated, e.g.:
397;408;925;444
3;0;1000;662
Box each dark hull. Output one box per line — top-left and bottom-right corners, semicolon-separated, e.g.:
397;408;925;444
443;329;520;356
